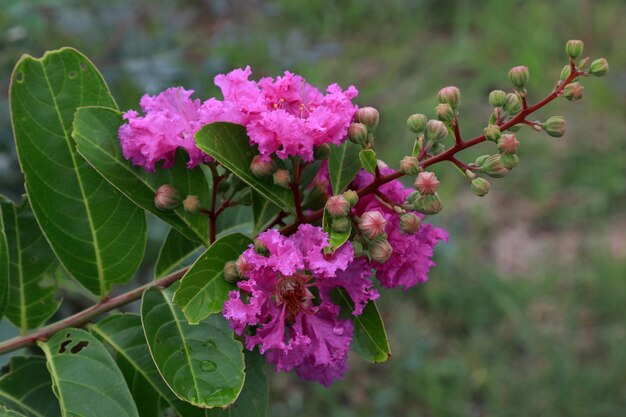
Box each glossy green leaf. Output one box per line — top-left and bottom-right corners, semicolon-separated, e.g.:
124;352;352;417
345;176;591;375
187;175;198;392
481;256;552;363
0;407;27;417
141;287;245;408
216;205;254;239
359;149;377;174
0;356;60;417
334;289;391;363
252;191;280;235
174;234;252;324
38;328;139;417
328;141;362;195
73;106;210;244
0;207;8;319
0;197;59;333
155;228;204;279
208;351;268;417
91;314;209;417
194;123;295;213
321;209;351;253
10;47;146;296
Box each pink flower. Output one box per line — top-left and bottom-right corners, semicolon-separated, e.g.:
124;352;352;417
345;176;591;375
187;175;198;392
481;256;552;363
223;225;377;386
352;167;448;289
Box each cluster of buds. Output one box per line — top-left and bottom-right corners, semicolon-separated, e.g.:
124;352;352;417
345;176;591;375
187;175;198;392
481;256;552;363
355;210;392;263
348;107;380;147
325;190;359;234
406;171;443;215
154;184;203;213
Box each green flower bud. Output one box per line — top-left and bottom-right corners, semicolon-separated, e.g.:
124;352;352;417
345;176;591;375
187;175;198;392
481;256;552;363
343;190;359;207
560;65;572;82
254;239;269;256
488;90;508;107
406;191;420;206
435;103;455;122
154;184;181;211
475;155;490;167
484;124;501;142
500;153;519;169
543;116;567;138
400;213;421;234
314;143;330;159
332;216;350;233
223;261;239;284
477;154;509;178
369;239;393;263
348;122;368;145
238;188;252;206
508;66;529;89
577;57;590;72
590;58;609;77
407;113;428;134
430;143;446;155
563;82;584;101
425;119;448;141
566;40;584;59
437;86;461;109
470;177;491;197
355;107;380;131
399;156;421;175
182;195;201;213
273;169;291;189
326;195;351;217
413;193;443;215
250;155;275;177
503;93;523;115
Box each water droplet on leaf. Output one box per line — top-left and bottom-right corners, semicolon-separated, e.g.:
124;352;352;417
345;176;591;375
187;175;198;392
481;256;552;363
200;360;216;371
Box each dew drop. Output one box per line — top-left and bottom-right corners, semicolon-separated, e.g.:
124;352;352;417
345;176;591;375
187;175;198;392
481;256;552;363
15;72;24;82
200;360;217;371
203;340;217;349
68;71;77;79
333;326;345;336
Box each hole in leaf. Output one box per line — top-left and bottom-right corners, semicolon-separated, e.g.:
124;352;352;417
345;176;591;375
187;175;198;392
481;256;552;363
15;72;24;82
66;333;71;338
70;340;89;354
58;339;72;353
79;63;87;71
68;71;77;79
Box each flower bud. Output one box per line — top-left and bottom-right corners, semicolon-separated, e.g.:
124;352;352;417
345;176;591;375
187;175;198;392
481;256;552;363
355;107;380;131
470;177;491;197
543;116;567;138
407;113;428;134
182;195;201;213
250;155;275;177
430;143;446;155
488;90;508;107
500;153;519;169
577;57;590;72
343;190;359;207
560;65;572;81
589;58;609;77
508;66;529;89
414;193;443;215
273;169;291;189
238;188;252;206
399;156;421;175
369;239;393;263
484;124;501;142
348;122;368;145
477;154;509;178
437;86;461;109
566;40;584;59
497;134;519;155
406;191;420;206
503;93;522;115
475;155;490;167
415;171;440;195
359;211;387;240
435;103;455;122
223;261;239;284
235;255;252;277
425;119;448;141
326;195;351;217
400;213;421;234
314;143;330;159
154;184;181;211
332;216;350;233
563;82;584;101
254;239;269;256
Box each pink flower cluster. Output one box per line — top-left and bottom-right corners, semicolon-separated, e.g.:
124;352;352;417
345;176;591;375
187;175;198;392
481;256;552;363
119;67;358;171
223;224;378;386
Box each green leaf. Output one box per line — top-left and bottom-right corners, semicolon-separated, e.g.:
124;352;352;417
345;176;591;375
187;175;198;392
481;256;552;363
38;328;139;417
328;141;362;195
0;406;27;417
155;228;204;279
207;351;268;417
252;191;280;235
359;149;377;174
321;209;351;253
9;47;146;296
174;234;252;324
194;123;295;213
141;287;245;408
91;314;209;417
0;206;9;319
0;197;59;333
0;356;61;417
334;289;391;363
216;205;254;239
73;106;210;244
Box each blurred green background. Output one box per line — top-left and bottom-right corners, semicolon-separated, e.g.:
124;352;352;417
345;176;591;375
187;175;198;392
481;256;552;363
1;0;625;416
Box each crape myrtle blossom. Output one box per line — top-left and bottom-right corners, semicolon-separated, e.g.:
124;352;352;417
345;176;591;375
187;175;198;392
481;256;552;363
119;67;359;171
223;224;378;386
352;165;449;290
